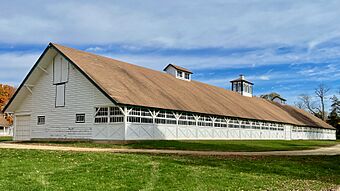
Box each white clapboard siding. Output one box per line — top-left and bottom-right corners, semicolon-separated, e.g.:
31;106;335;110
16;91;33;113
16;53;124;140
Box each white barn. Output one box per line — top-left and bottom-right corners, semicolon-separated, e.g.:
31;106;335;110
0;114;12;137
3;43;336;141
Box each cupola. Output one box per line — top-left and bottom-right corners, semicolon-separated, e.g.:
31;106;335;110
230;74;253;97
163;64;192;81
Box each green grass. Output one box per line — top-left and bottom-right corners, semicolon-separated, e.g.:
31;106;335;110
0;136;12;142
28;140;338;152
0;149;339;190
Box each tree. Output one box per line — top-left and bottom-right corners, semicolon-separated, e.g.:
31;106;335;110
314;84;330;120
294;101;304;109
0;84;16;124
296;84;331;121
0;84;15;110
327;95;340;138
296;94;321;118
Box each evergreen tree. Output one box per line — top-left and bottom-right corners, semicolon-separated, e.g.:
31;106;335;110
327;95;340;138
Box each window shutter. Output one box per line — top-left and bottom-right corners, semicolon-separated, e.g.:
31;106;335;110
61;57;69;83
53;54;69;84
53;55;62;84
56;84;65;107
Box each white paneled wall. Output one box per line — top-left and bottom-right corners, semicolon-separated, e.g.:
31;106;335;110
126;123;335;140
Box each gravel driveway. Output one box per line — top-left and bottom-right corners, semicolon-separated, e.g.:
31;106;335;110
1;142;339;156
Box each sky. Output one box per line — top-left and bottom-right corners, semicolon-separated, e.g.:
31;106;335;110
0;0;339;107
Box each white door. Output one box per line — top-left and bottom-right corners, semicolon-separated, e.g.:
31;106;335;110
15;115;31;141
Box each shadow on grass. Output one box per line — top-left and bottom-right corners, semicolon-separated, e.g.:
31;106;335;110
0;136;12;142
126;140;337;152
25;140;338;152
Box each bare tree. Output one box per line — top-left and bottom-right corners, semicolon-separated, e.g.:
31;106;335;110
298;94;319;116
314;84;330;120
294;101;304;109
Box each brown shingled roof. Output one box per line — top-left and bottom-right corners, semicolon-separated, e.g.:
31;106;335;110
51;43;334;129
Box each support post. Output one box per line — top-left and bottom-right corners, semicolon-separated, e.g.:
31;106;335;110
225;118;230;139
124;106;127;141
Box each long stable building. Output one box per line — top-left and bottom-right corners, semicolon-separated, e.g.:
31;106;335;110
4;43;336;141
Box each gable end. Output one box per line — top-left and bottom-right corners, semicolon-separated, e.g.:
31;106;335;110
3;43;120;113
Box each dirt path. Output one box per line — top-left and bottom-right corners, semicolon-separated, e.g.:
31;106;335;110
0;142;339;156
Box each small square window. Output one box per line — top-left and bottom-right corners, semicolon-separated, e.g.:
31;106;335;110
184;73;190;80
177;71;183;78
76;114;85;123
37;116;45;125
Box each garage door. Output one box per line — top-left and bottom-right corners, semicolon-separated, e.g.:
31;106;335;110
15;115;31;141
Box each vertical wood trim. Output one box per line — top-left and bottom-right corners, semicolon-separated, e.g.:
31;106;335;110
13;114;16;141
124;106;127;140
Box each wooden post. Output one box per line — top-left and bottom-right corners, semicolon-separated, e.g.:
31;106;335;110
124;106;127;141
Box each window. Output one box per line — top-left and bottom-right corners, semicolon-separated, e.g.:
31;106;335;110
127;107;153;123
76;114;85;123
177;113;195;126
198;116;213;127
214;118;227;127
95;107;108;123
55;84;65;107
94;107;124;123
240;121;251;129
184;73;190;80
154;110;177;125
110;107;124;123
37;116;45;125
228;119;239;128
177;71;183;78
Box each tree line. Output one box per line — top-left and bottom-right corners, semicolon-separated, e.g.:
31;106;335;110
260;84;339;138
295;84;339;138
0;84;16;124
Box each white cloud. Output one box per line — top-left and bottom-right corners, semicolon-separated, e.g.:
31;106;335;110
0;52;39;86
0;0;339;104
258;75;270;81
85;47;104;52
1;0;340;49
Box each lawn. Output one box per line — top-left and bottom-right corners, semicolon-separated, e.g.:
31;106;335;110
0;136;12;142
25;140;338;152
0;149;339;190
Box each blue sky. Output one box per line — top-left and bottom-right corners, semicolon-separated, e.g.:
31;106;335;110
0;0;339;107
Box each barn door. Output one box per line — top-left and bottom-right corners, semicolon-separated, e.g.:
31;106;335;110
15;115;31;141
